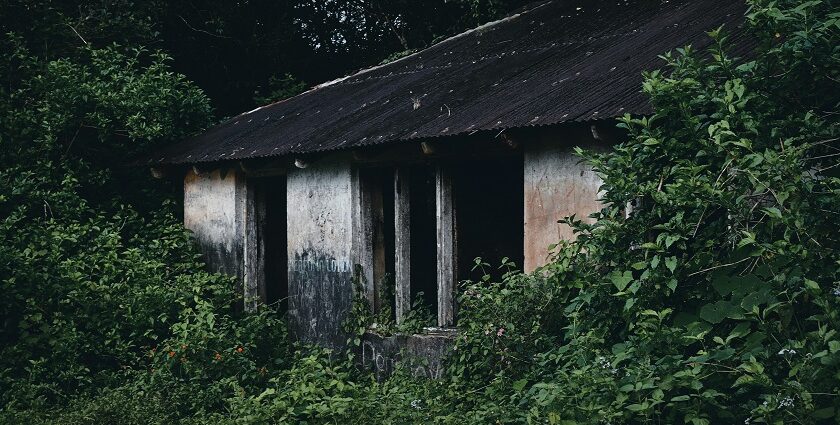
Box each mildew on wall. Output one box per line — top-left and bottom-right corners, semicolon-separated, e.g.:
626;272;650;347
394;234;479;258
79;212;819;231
360;331;455;381
524;135;608;272
287;157;355;349
184;168;245;278
181;128;612;353
183;158;358;348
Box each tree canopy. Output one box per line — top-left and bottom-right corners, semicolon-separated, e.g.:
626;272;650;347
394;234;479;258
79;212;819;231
1;0;532;117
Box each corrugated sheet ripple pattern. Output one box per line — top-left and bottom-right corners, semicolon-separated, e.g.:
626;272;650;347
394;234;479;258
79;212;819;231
149;0;751;165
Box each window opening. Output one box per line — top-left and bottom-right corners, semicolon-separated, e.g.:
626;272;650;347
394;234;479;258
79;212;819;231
455;156;524;283
359;167;397;320
408;165;438;320
364;157;523;331
254;176;288;311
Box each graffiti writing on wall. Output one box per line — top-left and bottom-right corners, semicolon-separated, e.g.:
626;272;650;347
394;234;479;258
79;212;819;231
290;251;351;274
361;339;444;380
287;250;353;350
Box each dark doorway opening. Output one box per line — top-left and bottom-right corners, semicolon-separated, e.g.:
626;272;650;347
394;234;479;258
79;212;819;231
359;167;397;317
455;156;524;282
255;176;288;311
409;165;438;318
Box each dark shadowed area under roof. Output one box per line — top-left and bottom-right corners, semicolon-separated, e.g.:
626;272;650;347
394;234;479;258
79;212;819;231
148;0;751;165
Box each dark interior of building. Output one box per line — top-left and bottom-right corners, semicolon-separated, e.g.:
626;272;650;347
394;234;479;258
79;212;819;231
454;155;524;282
256;176;289;311
361;167;397;317
409;165;438;317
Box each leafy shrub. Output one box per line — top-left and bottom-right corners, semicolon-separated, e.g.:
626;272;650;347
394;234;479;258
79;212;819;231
444;0;840;422
0;36;280;413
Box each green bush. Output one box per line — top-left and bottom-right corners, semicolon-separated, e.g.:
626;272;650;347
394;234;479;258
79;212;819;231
443;0;840;422
0;37;293;414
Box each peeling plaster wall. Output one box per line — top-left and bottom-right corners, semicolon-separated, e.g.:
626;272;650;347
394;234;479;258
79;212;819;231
287;157;355;349
524;137;607;272
181;131;609;352
184;169;245;279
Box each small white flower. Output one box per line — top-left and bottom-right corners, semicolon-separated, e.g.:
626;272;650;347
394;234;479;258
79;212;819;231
778;396;794;408
410;399;423;410
595;356;611;369
777;348;797;356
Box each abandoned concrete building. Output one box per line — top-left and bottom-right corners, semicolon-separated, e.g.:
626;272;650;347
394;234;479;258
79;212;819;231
148;0;747;377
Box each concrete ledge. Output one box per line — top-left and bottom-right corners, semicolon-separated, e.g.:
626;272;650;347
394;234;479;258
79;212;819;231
360;329;457;381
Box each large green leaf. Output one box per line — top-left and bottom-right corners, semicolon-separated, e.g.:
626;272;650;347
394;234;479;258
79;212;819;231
609;270;634;292
699;301;739;324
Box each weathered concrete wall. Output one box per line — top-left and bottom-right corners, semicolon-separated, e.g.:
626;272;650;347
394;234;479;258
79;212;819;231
524;136;607;272
360;331;455;381
181;128;610;355
184;168;245;278
287;157;355;349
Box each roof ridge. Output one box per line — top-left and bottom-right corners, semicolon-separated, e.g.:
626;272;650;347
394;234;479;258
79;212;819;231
234;0;554;119
314;0;553;90
324;24;664;87
147;0;751;165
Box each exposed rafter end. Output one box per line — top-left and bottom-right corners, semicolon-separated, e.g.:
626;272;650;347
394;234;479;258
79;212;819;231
150;167;167;179
192;164;208;176
591;123;616;143
352;149;373;161
420;141;437;155
292;153;324;170
497;133;519;149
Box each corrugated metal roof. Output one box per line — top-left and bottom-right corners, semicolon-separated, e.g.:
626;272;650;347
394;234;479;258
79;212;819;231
148;0;751;165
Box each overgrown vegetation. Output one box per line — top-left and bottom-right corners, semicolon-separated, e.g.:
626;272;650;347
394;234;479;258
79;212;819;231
0;0;533;117
344;273;437;343
1;0;839;423
0;36;292;418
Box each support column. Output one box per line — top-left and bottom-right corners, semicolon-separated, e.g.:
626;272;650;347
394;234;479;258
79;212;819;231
436;165;456;327
286;158;355;348
243;180;266;312
394;167;411;324
351;168;376;308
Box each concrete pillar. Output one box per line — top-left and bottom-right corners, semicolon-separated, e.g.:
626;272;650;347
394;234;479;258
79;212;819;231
436;165;456;327
183;167;247;295
286;156;354;348
524;138;605;272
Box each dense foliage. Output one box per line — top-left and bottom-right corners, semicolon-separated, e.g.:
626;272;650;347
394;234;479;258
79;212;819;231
0;36;292;420
445;0;840;421
2;0;839;424
0;0;531;117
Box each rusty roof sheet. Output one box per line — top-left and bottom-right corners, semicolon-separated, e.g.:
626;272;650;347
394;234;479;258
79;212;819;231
149;0;751;165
